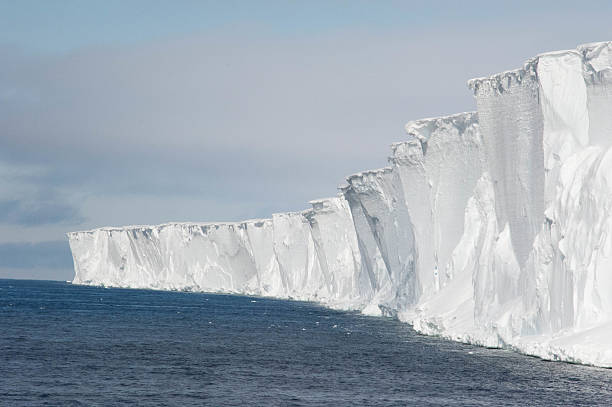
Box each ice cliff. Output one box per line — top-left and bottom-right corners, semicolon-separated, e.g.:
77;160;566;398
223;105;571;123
69;42;612;367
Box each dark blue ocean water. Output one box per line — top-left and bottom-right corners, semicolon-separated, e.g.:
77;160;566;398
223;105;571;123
1;279;611;406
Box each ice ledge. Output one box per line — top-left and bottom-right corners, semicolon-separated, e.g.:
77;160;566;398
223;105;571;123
344;167;392;183
390;111;478;164
468;41;612;95
308;195;347;214
468;61;539;95
578;40;612;65
69;200;350;237
67;220;271;237
579;41;612;82
403;111;478;141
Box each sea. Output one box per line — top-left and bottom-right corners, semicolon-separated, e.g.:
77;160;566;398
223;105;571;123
1;279;611;406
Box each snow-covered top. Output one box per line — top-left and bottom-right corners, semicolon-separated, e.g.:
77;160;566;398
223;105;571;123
304;197;345;219
467;61;539;95
402;111;477;143
69;217;281;235
339;168;393;195
308;196;340;213
579;41;612;81
468;41;612;95
308;196;341;206
67;221;249;236
70;201;353;235
272;210;313;219
577;40;612;60
345;167;392;183
389;111;479;165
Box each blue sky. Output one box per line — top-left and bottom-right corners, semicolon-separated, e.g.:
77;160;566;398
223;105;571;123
2;0;612;280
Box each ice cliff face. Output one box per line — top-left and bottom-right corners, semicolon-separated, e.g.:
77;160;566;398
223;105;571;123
456;42;612;365
70;197;368;309
69;41;612;367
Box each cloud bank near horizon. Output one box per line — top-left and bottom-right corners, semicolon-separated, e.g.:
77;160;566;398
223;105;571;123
2;1;612;279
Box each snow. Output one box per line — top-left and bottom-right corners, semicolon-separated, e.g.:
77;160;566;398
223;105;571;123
69;41;612;367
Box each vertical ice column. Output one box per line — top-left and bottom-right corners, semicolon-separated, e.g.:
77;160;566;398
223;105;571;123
189;223;258;293
242;218;285;297
580;42;612;148
469;68;544;268
155;225;208;291
304;196;368;309
342;168;417;312
69;229;118;287
537;50;589;204
341;181;384;312
467;42;612;334
468;61;549;334
68;230;100;285
531;50;589;332
390;112;483;298
271;211;329;301
578;41;612;325
534;43;612;331
69;227;164;289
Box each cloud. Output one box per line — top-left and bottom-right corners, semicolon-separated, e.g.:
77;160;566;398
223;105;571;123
0;240;73;270
1;4;612;280
0;27;541;214
0;161;85;227
3;22;612;226
0;240;75;280
0;199;83;226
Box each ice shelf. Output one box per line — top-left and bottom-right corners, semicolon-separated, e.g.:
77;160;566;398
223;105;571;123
69;41;612;367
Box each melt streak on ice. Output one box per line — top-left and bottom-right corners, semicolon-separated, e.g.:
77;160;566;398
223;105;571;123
69;42;612;367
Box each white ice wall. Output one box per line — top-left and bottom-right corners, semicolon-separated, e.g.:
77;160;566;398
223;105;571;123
69;41;612;367
457;42;612;365
469;66;545;269
69;196;369;309
390;112;484;297
342;167;417;316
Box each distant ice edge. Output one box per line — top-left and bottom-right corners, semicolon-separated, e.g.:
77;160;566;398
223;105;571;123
68;41;612;368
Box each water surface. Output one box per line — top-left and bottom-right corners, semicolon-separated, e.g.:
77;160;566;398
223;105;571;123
1;279;611;406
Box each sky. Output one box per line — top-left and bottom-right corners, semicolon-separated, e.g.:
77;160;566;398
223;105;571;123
1;0;612;280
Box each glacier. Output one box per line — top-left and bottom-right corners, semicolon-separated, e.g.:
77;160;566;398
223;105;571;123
68;41;612;367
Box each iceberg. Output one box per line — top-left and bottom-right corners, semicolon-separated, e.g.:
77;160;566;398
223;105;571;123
68;41;612;367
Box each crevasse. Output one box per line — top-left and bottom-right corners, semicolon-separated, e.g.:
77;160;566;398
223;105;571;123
68;41;612;367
